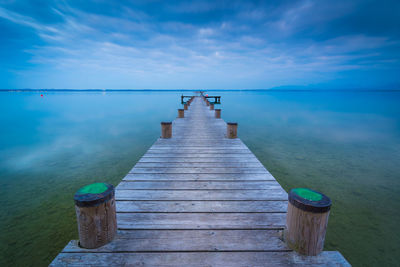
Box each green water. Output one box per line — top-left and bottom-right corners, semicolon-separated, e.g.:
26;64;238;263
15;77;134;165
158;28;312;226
0;90;399;266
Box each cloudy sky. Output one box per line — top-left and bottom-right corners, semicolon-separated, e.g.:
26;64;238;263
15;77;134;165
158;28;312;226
0;0;399;89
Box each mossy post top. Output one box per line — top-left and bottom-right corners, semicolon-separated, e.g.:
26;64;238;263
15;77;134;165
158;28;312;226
74;183;114;207
289;188;331;213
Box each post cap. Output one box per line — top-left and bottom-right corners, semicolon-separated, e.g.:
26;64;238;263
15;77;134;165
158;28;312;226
289;188;331;213
161;122;172;125
227;122;238;125
215;109;221;111
74;183;114;207
178;109;184;111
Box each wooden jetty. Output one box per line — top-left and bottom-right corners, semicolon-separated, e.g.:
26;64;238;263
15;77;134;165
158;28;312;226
51;96;350;266
182;94;221;104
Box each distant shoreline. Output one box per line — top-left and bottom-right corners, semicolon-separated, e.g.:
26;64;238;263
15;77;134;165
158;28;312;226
0;89;399;92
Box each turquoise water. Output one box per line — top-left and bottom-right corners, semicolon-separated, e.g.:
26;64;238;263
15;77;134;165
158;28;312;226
1;91;399;266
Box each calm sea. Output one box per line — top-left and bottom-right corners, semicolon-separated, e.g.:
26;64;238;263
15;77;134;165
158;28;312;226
0;90;399;266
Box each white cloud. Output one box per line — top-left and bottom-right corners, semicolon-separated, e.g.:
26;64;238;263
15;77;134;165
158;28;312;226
0;1;399;89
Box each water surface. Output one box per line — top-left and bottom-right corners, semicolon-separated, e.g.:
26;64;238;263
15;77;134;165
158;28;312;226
0;90;399;266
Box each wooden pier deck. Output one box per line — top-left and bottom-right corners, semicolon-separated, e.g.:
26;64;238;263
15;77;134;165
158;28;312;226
51;96;350;266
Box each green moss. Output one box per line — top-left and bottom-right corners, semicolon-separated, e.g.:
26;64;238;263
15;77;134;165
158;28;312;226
77;183;108;195
293;188;323;201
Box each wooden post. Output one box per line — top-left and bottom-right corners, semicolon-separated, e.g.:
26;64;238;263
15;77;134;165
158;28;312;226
215;109;221;118
210;103;214;110
206;100;210;106
285;188;332;256
227;122;238;138
184;103;188;110
178;109;184;118
161;122;172;138
74;183;117;249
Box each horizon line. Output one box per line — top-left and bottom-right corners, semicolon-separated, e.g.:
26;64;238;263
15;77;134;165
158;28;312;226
1;88;400;92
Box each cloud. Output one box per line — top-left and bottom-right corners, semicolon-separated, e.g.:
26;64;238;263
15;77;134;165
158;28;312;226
0;0;399;89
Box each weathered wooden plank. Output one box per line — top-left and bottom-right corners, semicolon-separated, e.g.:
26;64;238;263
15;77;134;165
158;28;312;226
169;133;227;135
152;144;247;148
51;251;351;267
134;162;264;168
116;180;282;190
150;142;245;149
142;154;259;158
145;150;251;153
116;213;286;229
62;230;288;252
144;152;254;156
138;157;261;163
129;167;268;174
155;141;242;144
116;200;288;212
123;173;276;181
115;189;287;200
154;140;244;144
147;149;252;153
148;146;247;149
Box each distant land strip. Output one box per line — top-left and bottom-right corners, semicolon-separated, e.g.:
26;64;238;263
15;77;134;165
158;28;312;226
1;89;400;92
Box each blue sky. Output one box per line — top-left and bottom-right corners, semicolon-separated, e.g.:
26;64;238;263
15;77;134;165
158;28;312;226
0;0;399;89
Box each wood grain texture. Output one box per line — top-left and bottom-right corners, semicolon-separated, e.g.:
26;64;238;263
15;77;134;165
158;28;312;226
138;157;261;163
160;122;172;139
134;161;264;167
51;251;351;266
115;189;287;200
122;173;276;181
62;230;288;252
285;202;330;256
116;200;288;212
116;180;282;190
75;197;117;249
116;212;286;229
129;167;268;174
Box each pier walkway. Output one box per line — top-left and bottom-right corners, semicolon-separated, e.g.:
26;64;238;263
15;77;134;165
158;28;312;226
51;96;349;266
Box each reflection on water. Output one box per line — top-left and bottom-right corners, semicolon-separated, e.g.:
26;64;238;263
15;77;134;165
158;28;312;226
220;91;400;267
0;90;399;266
0;91;180;266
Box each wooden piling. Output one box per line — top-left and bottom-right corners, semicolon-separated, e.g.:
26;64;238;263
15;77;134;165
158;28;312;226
74;183;117;249
161;122;172;138
210;103;214;110
178;109;184;118
184;103;188;110
227;122;238;139
285;188;332;256
215;109;221;118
